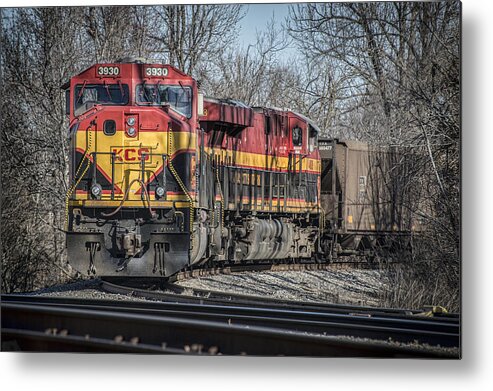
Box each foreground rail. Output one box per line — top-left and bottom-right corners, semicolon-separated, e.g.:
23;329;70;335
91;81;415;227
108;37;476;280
101;279;459;321
2;295;459;357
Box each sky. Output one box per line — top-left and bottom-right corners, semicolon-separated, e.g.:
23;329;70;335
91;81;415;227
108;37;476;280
237;3;299;61
1;2;297;59
238;3;292;47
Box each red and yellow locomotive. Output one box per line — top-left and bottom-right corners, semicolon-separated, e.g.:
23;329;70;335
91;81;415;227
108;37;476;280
64;58;322;276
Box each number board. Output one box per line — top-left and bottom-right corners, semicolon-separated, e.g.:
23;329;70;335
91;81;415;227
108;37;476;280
319;143;332;151
97;66;120;77
145;67;169;77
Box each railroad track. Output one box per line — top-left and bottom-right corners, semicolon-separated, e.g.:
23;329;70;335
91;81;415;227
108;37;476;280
1;260;460;356
100;259;389;313
2;292;460;357
101;278;458;320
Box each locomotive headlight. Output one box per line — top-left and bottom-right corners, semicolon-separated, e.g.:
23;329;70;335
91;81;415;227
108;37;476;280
155;186;165;199
127;127;136;137
91;183;102;198
126;117;136;126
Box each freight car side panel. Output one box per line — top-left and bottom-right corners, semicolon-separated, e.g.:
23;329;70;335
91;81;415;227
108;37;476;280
321;139;420;234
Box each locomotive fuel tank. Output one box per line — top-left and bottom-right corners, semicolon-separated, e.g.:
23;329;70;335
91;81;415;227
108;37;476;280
231;217;318;261
232;217;293;261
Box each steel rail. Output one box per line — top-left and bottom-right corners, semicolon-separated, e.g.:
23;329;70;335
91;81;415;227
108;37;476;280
101;259;458;321
164;281;460;320
1;302;458;357
2;295;460;348
100;279;459;322
1;328;179;353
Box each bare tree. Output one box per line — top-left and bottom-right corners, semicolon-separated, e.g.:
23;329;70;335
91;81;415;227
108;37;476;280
1;7;86;291
0;4;245;292
202;18;290;106
289;1;461;310
148;4;245;76
288;2;459;139
1;6;162;292
202;17;344;140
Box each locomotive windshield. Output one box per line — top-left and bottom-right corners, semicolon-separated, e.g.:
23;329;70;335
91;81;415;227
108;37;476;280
136;84;192;118
74;84;129;115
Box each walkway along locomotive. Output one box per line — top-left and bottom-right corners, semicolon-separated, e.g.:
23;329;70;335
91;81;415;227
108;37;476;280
64;59;419;277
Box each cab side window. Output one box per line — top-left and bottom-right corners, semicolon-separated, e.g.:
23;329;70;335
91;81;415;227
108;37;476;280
308;124;318;152
292;126;302;146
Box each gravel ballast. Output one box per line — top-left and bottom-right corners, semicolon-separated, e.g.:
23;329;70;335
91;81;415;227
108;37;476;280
27;269;391;306
176;269;391;307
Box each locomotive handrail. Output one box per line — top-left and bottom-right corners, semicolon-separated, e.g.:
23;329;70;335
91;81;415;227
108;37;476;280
139;152;168;201
218;165;317;213
218;164;315;211
89;151;115;200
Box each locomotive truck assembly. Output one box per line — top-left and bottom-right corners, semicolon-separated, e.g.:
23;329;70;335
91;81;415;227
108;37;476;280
64;59;419;277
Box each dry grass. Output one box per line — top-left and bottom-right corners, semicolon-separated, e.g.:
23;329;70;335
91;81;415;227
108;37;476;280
378;262;460;313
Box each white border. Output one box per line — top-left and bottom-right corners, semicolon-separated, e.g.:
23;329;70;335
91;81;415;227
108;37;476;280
2;1;491;390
